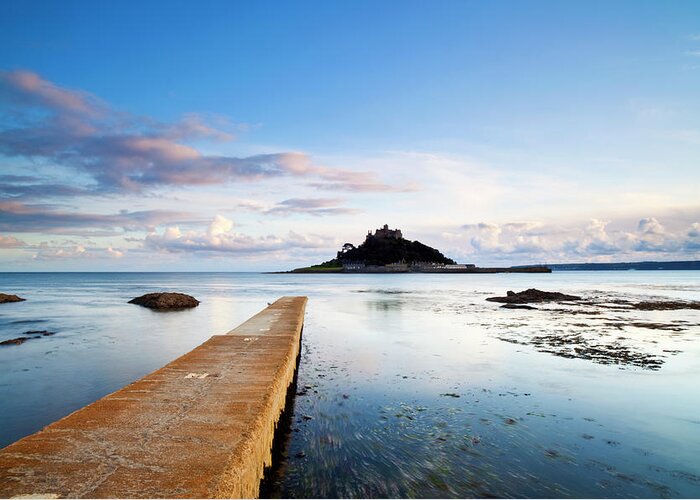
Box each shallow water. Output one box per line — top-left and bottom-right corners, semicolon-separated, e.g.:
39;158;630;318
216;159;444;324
1;272;699;497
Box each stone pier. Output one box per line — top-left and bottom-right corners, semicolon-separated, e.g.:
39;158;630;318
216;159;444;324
0;296;308;498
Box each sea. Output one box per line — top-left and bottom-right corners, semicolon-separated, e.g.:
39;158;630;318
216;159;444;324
0;271;699;498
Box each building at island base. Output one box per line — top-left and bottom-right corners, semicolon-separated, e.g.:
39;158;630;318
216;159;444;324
342;261;476;273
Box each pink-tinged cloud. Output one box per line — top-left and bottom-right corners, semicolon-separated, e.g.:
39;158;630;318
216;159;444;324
1;70;103;116
0;201;193;235
0;70;397;196
0;234;26;248
238;197;360;216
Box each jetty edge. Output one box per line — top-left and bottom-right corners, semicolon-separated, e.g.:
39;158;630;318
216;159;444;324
0;296;308;499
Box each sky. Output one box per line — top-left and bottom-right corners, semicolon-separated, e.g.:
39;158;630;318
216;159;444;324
0;0;699;271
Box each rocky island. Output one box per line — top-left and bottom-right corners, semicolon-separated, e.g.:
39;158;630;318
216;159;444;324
289;225;551;274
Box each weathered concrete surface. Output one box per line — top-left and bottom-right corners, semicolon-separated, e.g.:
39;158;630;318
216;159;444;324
0;296;307;499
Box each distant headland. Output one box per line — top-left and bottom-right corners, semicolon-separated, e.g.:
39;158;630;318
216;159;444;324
287;224;550;274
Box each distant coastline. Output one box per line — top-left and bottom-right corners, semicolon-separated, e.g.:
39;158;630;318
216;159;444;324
545;260;700;271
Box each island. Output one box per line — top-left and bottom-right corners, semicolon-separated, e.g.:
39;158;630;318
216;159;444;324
287;225;551;274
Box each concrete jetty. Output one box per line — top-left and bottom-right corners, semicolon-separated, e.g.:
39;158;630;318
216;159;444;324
0;296;307;499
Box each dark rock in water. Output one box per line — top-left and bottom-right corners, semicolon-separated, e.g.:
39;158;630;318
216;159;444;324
1;337;28;346
487;288;582;304
23;330;55;336
501;304;538;310
632;300;700;311
128;292;200;310
0;293;26;304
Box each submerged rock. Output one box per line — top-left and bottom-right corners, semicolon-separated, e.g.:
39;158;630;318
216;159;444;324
0;337;28;346
128;292;200;310
632;300;700;311
487;288;582;304
23;330;56;336
0;293;26;304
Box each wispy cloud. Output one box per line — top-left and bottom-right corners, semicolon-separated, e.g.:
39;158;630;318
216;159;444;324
0;70;397;196
0;201;192;235
30;243;126;261
262;198;359;216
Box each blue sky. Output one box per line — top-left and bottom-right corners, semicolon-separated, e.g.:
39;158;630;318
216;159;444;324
1;0;699;270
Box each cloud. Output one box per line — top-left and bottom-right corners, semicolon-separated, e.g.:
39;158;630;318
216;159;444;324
464;221;549;254
145;215;335;255
452;217;700;263
30;242;126;261
264;198;359;216
637;217;664;235
0;70;396;196
0;201;192;234
688;223;700;238
0;181;94;200
0;70;104;117
686;51;700;57
0;234;26;248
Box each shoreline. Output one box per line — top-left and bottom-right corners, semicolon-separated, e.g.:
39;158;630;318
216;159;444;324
278;265;552;274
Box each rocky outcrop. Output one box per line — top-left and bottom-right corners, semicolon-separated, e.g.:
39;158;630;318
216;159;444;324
501;303;538;310
128;292;200;310
487;288;582;304
0;293;25;304
632;300;700;311
0;337;28;346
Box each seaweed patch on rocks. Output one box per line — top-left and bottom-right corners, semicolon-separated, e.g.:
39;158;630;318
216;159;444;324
128;292;200;310
497;332;665;370
479;289;700;370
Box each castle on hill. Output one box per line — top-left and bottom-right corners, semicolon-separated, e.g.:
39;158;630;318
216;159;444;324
366;224;403;241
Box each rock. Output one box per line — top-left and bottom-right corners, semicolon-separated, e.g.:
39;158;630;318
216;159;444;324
0;293;26;304
487;288;582;304
128;292;199;310
1;337;28;346
440;393;460;398
501;304;538;310
24;330;55;336
632;300;700;311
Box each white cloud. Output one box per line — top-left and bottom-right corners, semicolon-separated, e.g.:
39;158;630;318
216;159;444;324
145;215;336;255
446;217;700;264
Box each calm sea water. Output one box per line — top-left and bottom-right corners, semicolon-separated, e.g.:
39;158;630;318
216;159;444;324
1;272;699;498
